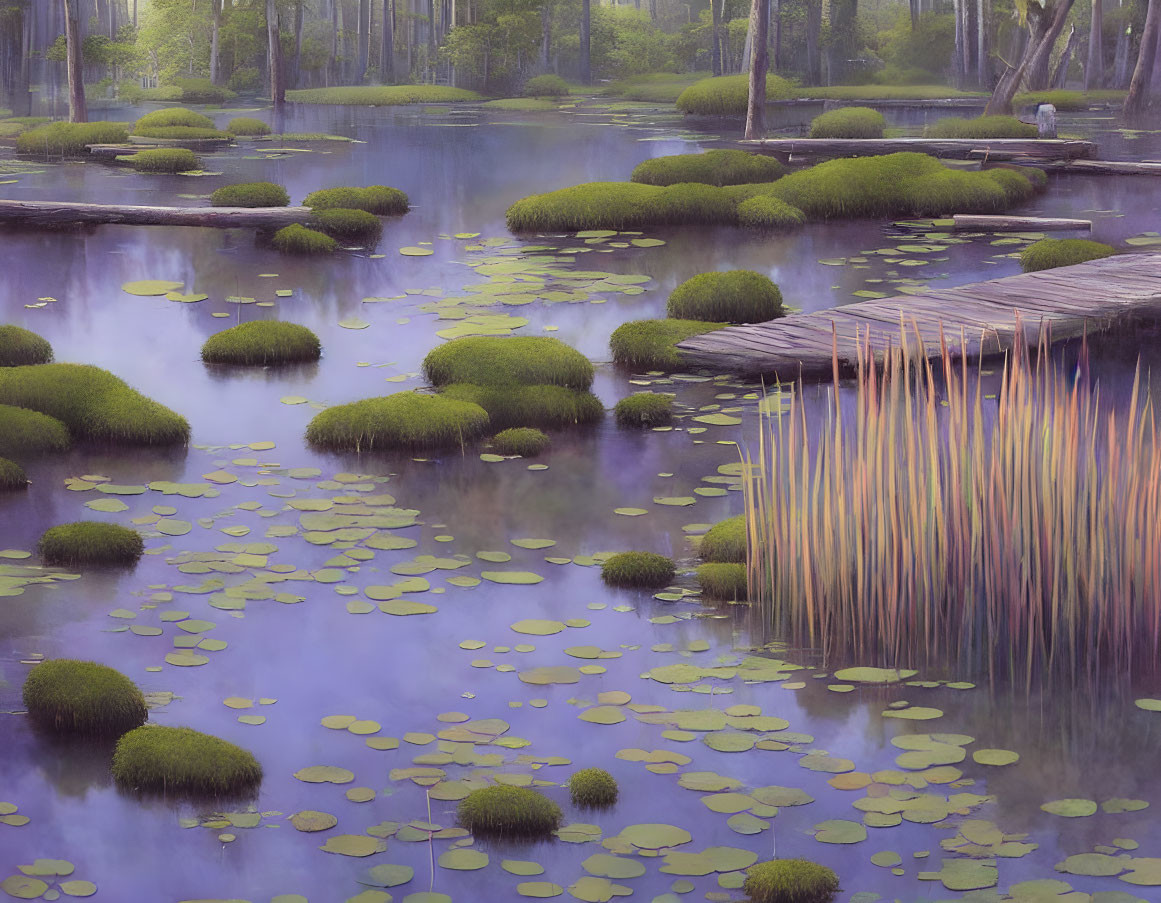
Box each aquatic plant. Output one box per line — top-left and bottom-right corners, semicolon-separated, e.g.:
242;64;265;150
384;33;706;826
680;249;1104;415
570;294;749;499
311;208;383;242
0;325;53;366
0;457;27;491
112;725;262;795
1020;238;1115;273
132;126;231;140
630;150;784;187
491;427;550;457
287;86;482;105
524;74;570;97
569;768;618;806
736;195;808;230
38;522;144;567
133;107;215;131
22;660;147;736
457;786;562;837
609;319;726;370
127;148;199;173
227;117;271;136
0;364;189;446
423;336;594;390
699;515;746;563
15;121;130;156
697;562;748;600
201;321;321;366
601;551;676;588
924;115;1037;138
440;383;604;430
271;225;337;254
305;391;490;452
506;181;736;232
0;404;72;458
1014;89;1126;111
303;185;409;215
675;74;795;116
614;392;673;428
743;858;840;903
808;107;886;139
668;270;783;323
210;182;290;207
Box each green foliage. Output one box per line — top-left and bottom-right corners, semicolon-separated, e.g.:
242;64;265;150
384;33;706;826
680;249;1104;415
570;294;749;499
133;107;215;131
0;404;72;458
227;117;271;136
457;786;562;837
228;67;262;93
202;321;322;366
482;98;558;111
743;859;840;903
38;521;145;567
700;515;746;563
22;660;147;736
0;457;27;491
798;85;985;100
305;391;491;452
133;126;231;140
16;121;130;156
1020;238;1116;273
127;148;199;173
614;392;673;428
1015;89;1127;111
424;336;594;390
569;768;619;806
697;562;748;600
601;551;676;588
506;181;736;232
676;74;795;116
112;725;263;795
809;107;886;139
168;77;235;103
610;319;726;371
491;427;550;457
0;325;53;367
271;225;337;254
304;186;409;215
440;384;604;431
210;182;290;208
631;150;784;187
736;195;808;230
924;115;1037;139
0;116;50;139
0;363;190;446
668;270;783;323
605;72;711;103
311;208;383;243
287;86;482;105
524;74;570;97
872;11;955;83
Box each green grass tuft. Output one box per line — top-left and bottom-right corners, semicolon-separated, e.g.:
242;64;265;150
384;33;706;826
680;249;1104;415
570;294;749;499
0;456;27;491
202;321;321;366
610;319;726;371
482;98;559;112
227;117;271;136
631;150;784;187
601;551;676;588
736;195;807;230
1020;238;1116;273
132;126;231;140
127;148;199;173
287;86;483;105
605;72;711;103
524;74;570;97
676;74;795;116
924;115;1037;139
809;106;886;138
506;180;736;232
112;725;262;796
16;121;129;155
457;785;562;837
303;185;409;215
744;859;840;903
311;208;383;242
271;224;336;254
491;427;550;457
306;391;490;452
424;336;594;390
697;562;748;600
441;383;604;431
38;521;144;567
210;182;290;207
668;270;783;323
133;107;215;131
22;659;147;736
614;392;673;428
699;515;746;563
0;404;72;458
569;768;618;806
0;325;53;366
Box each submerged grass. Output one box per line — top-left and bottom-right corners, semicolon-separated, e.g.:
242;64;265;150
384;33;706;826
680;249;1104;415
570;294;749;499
0;457;27;491
23;660;147;736
482;98;558;112
0;404;72;458
288;86;482;105
424;336;594;390
305;391;490;452
809;106;886;138
39;521;144;567
441;383;603;430
631;150;784;187
1020;238;1115;272
0;325;53;366
601;551;676;588
112;725;262;796
924;114;1037;138
201;321;321;366
457;785;562;837
797;85;984;100
668;270;783;323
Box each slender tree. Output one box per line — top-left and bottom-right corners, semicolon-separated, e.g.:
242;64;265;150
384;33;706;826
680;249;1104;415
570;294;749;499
381;0;394;82
805;0;821;84
579;0;590;83
1086;0;1103;88
62;0;86;122
358;0;369;77
744;0;769;138
711;0;722;75
210;0;223;85
267;0;285;106
1125;0;1160;113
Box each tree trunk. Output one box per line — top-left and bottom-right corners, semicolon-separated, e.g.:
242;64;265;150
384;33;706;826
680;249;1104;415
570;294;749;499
540;5;550;70
381;0;394;83
1113;0;1130;85
426;0;435;76
744;0;769;139
291;2;304;88
771;0;781;70
648;0;657;22
977;0;989;86
210;0;223;85
579;0;590;83
62;0;86;123
952;0;965;86
330;0;340;85
1152;3;1161;91
358;0;369;78
1052;24;1078;87
1026;0;1075;89
910;0;919;29
267;0;285;107
805;0;821;84
1125;0;1159;113
711;0;722;76
1085;0;1103;88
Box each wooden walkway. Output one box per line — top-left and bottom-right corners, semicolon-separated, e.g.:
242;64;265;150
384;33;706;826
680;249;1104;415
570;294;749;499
676;253;1161;378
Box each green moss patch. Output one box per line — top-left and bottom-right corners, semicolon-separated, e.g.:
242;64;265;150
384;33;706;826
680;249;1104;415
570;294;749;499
0;325;53;366
700;515;746;563
0;456;27;491
1020;238;1116;273
610;319;726;371
631;149;784;187
306;391;490;452
569;768;618;806
798;85;984;100
272;225;337;255
676;74;795;116
112;725;262;796
601;551;676;588
202;321;321;366
210;182;290;208
924;115;1037;139
697;562;748;600
744;858;840;903
311;208;383;242
0;404;72;458
491;427;550;457
23;659;147;736
132;126;231;140
614;392;673;428
303;186;409;215
287;86;482;105
736;195;808;230
227;117;271;136
441;383;603;431
668;270;783;323
507;181;737;232
1014;89;1126;110
16;121;129;156
424;336;594;390
127;148;199;173
38;521;144;567
809;107;885;138
133;107;215;131
524;74;570;97
482;98;558;112
457;786;562;837
605;72;710;103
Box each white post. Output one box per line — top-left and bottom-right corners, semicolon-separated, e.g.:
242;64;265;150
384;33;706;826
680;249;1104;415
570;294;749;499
1037;103;1058;138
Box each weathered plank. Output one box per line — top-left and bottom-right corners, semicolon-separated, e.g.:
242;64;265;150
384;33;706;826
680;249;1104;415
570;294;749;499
0;199;312;229
952;214;1091;231
739;136;1097;161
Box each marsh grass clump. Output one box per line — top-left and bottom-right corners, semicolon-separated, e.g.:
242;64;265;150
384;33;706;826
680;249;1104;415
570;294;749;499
306;391;490;452
809;106;886;138
133;108;215;131
569;768;618;806
697;562;748;600
1014;89;1126;110
924;115;1037;139
457;785;562;837
22;660;147;736
0;325;53;366
699;515;746;563
736;195;807;230
271;224;337;254
311;208;383;243
112;725;262;796
287;85;483;105
506;181;736;232
15;121;129;156
132;126;231;140
799;85;983;100
303;185;409;215
423;336;594;390
668;270;783;323
441;383;603;430
0;404;72;458
601;551;676;588
127;148;199;173
610;319;726;371
1020;238;1115;273
614;392;673;428
743;859;840;903
168;77;235;104
227;117;271;136
0;457;27;491
201;321;321;366
524;74;570;97
482;98;558;112
676;74;795;116
631;150;784;187
38;521;144;567
491;427;550;457
210;181;290;207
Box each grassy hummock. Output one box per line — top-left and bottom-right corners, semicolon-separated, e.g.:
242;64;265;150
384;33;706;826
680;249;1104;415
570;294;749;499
482;98;559;112
0;457;27;491
491;427;550;457
39;521;144;567
668;270;783;323
697;562;748;600
457;785;562;837
0;404;72;458
16;121;129;155
287;86;483;105
924;115;1037;139
507;181;736;232
441;383;603;431
569;768;618;806
614;392;673;428
744;858;840;903
601;551;676;588
1020;238;1116;273
22;659;147;736
272;225;337;254
676;74;795;116
424;336;594;390
1014;89;1127;111
0;325;53;366
311;208;383;242
0;364;189;446
610;319;726;371
133;107;215;131
306;391;490;452
201;321;321;366
227;117;271;136
736;195;808;230
809;106;886;139
132;126;231;140
524;74;570;97
112;725;263;796
127;148;199;173
699;514;746;563
631;150;784;187
303;186;410;215
210;181;290;207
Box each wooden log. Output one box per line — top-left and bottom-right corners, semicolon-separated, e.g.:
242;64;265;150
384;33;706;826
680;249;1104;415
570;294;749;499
1015;159;1161;176
0;199;311;229
951;214;1092;231
739;136;1097;161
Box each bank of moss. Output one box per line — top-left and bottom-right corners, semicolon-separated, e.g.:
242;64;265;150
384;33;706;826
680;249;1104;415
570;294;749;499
287;86;483;105
0;325;53;366
457;785;562;837
112;725;263;795
227;117;271;136
132;126;231;140
23;659;147;736
133;108;215;131
631;150;784;187
699;515;746;563
127;148;199;173
668;270;783;323
744;859;840;903
423;336;594;390
202;321;322;366
1020;238;1116;272
0;457;27;491
0;404;72;458
601;551;676;588
482;98;559;112
524;74;570;97
311;208;383;242
1014;89;1126;110
676;74;795;116
39;521;144;567
605;72;711;103
303;185;410;215
210;181;290;207
697;562;748;600
16;121;130;156
569;768;618;806
506;181;737;232
305;391;490;452
491;427;550;457
614;392;673;428
610;319;726;371
271;224;337;254
736;195;809;230
924;114;1037;139
797;85;985;100
441;383;604;431
809;106;886;138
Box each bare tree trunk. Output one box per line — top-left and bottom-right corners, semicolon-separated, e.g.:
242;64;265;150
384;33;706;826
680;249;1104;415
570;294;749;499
381;0;394;83
952;0;964;86
805;0;821;84
1085;0;1103;88
330;0;339;84
648;0;657;22
1125;0;1159;113
1026;0;1075;89
267;0;285;107
358;0;369;78
1113;0;1130;85
62;0;86;122
771;0;781;70
540;4;550;70
291;2;304;87
977;0;989;85
1152;4;1161;91
1052;24;1078;87
579;0;590;83
210;0;223;85
744;0;769;138
426;0;435;77
910;0;919;29
711;0;722;76
132;0;137;28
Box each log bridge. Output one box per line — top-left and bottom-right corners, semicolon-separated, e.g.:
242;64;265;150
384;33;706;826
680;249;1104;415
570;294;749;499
676;253;1161;378
0;199;311;229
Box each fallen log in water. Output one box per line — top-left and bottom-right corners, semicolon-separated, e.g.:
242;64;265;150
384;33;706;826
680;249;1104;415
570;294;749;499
1009;158;1161;176
951;214;1092;232
0;199;311;229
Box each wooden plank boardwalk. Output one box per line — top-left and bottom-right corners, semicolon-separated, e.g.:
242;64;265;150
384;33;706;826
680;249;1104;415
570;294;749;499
676;253;1161;378
740;136;1097;162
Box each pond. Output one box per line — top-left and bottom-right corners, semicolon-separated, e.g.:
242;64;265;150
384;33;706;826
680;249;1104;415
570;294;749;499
1;100;1160;903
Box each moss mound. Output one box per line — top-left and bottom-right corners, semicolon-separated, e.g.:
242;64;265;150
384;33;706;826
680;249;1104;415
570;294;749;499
16;121;129;156
1020;238;1116;273
697;562;748;600
1014;89;1126;110
210;182;290;208
306;391;490;452
112;725;262;795
312;208;383;242
482;98;559;112
441;383;603;431
569;768;618;806
610;319;726;371
700;515;746;563
631;150;784;187
127;148;199;173
457;785;562;837
491;427;550;457
0;325;53;366
202;321;321;366
924;115;1037;139
0;404;72;458
132;126;231;140
668;270;782;323
744;858;840;903
0;457;27;491
133;107;215;131
424;336;594;390
524;74;570;97
809;107;885;138
736;195;808;230
303;185;410;215
228;117;271;136
676;74;795;116
601;551;676;588
0;364;188;446
287;85;482;105
507;180;736;232
271;224;337;254
39;521;144;567
614;392;673;428
22;659;147;736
